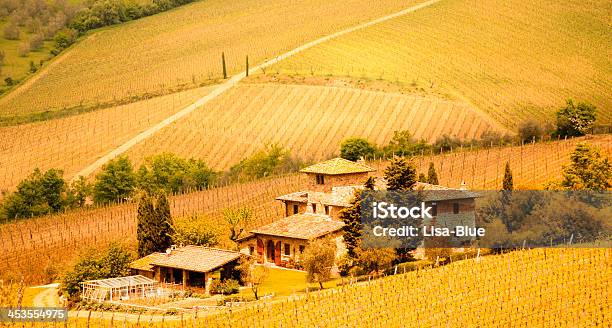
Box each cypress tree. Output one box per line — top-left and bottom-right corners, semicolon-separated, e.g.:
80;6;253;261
364;176;376;190
154;193;174;252
338;190;363;258
137;194;156;257
384;157;417;191
502;162;513;191
427;162;439;185
222;52;227;79
246;55;249;77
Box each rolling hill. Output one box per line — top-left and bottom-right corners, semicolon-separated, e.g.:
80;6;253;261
266;0;612;127
0;0;425;122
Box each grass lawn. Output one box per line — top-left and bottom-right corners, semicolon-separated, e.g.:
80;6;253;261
238;266;341;299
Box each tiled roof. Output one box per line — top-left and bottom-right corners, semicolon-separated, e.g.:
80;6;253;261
149;246;243;273
250;213;345;240
277;186;361;207
300;158;375;175
129;253;167;272
375;179;480;201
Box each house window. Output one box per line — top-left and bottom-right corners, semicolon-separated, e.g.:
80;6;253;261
431;203;438;217
453;203;460;214
249;246;255;255
293;204;299;214
311;203;316;213
324;205;329;215
299;245;305;253
284;243;290;256
316;174;325;185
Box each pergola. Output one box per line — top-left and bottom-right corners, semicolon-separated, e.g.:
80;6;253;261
81;275;158;303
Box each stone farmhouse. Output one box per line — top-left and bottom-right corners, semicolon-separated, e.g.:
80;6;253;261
238;157;479;268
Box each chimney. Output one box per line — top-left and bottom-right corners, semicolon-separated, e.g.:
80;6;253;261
459;181;468;190
357;156;366;165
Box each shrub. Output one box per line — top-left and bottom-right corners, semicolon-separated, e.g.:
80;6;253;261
228;144;301;180
518;120;544;143
211;279;240;295
29;33;44;51
171;215;222;247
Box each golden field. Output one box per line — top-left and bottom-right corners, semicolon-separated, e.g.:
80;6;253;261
0;86;214;193
0;82;497;192
0;0;425;120
1;136;608;285
268;0;612;127
192;248;611;327
124;83;500;170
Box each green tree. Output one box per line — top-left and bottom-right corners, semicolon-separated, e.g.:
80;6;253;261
137;153;215;194
556;100;596;137
338;190;363;258
427;162;438;185
340;138;376;161
418;173;427;183
502;162;513;191
66;176;93;208
561;143;611;190
1;168;66;220
93;156;136;204
384;157;417;191
302;238;336;290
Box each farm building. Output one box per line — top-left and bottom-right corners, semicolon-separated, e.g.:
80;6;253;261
239;157;479;265
129;246;245;293
81;275;158;303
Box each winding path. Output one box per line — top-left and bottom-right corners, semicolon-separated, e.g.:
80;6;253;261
72;0;442;181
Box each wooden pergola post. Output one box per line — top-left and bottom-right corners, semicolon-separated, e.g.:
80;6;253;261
182;270;188;288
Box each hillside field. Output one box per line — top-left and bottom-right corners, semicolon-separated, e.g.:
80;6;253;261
268;0;612;127
0;0;425;121
1;135;608;284
124;83;501;171
193;248;611;327
0;86;214;193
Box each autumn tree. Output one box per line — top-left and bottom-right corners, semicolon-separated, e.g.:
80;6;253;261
556;100;596;137
237;256;269;300
302;238;336;289
224;207;253;243
561;143;611;191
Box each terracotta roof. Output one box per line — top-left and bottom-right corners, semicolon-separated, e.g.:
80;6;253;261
300;158;375;175
149;246;243;273
374;179;479;201
250;213;345;240
129;253;167;272
277;186;362;207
